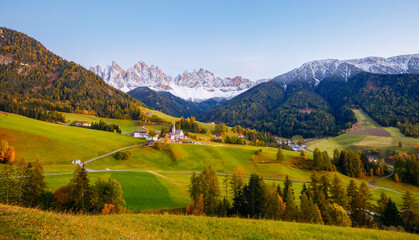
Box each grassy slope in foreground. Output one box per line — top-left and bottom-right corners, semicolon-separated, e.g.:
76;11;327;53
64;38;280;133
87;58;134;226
0;205;416;240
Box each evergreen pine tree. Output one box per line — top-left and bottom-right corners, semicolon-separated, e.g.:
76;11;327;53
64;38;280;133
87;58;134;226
333;148;340;165
313;148;321;167
244;173;265;218
70;164;92;212
309;172;320;203
330;174;348;209
282;175;293;203
263;184;285;220
0;163;16;204
188;171;201;204
300;182;308;199
319;174;330;200
382;198;402;227
300;193;322;224
230;167;245;201
201;166;221;215
276;147;284;163
276;184;282;198
300;192;311;223
401;191;419;233
316;192;331;224
285;186;298;221
346;180;358;211
358;182;372;226
375;192;389;216
22;159;46;207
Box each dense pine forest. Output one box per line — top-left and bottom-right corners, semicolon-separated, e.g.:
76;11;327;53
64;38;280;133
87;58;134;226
201;73;418;138
0;27;144;120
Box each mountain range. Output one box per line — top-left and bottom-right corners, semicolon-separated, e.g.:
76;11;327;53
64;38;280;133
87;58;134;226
90;61;269;102
91;54;419;103
273;54;419;86
123;54;419;131
1;27;417;138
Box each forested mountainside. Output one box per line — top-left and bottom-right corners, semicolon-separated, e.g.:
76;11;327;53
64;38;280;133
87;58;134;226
0;27;144;119
201;73;418;138
127;87;226;117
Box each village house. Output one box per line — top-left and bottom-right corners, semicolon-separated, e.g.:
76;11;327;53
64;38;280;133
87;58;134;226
75;121;91;127
167;123;184;141
368;156;378;164
72;159;81;165
133;127;147;138
146;131;160;141
133;127;160;140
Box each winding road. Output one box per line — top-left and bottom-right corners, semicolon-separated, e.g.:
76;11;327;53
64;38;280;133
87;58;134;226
368;166;400;193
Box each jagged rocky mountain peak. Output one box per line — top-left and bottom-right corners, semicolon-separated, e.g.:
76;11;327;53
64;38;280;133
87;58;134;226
91;61;266;102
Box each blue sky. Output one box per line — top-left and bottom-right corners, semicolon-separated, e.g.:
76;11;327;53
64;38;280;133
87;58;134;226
1;0;419;80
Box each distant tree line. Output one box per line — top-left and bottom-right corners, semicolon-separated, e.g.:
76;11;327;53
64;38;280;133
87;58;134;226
176;117;208;134
70;119;121;133
309;148;390;178
391;153;419;186
0;104;65;123
90;120;121;133
188;166;418;232
397;122;419;138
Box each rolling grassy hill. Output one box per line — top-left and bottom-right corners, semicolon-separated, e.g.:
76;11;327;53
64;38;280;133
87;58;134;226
0;113;143;173
1;112;418;211
1;204;417;240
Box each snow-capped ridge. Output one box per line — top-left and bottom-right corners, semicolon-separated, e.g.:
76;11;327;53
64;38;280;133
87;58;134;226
90;60;268;102
274;53;419;85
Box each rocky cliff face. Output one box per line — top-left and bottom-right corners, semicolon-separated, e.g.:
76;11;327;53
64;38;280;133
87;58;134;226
90;61;267;102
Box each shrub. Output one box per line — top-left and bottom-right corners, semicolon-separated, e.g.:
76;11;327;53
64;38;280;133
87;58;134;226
114;151;131;161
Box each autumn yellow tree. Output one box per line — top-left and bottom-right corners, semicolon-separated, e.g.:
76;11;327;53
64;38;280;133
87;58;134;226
0;140;15;163
394;173;400;184
193;194;205;215
300;151;307;160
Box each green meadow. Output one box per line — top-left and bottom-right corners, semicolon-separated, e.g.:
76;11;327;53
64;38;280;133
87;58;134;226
1;113;418;211
0;113;143;173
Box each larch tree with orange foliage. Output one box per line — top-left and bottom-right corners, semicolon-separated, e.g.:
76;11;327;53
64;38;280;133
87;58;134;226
0;140;15;163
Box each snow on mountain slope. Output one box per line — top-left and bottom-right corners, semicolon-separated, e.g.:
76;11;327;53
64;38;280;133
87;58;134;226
90;61;268;102
273;53;419;86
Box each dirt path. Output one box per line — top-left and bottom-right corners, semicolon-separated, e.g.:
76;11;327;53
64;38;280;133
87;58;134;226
83;144;144;164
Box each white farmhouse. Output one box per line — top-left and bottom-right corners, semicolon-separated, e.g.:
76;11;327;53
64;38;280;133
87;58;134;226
133;127;147;138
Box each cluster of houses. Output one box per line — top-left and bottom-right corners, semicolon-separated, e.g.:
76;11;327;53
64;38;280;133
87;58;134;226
279;140;308;152
133;123;185;142
75;121;91;127
368;156;379;164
